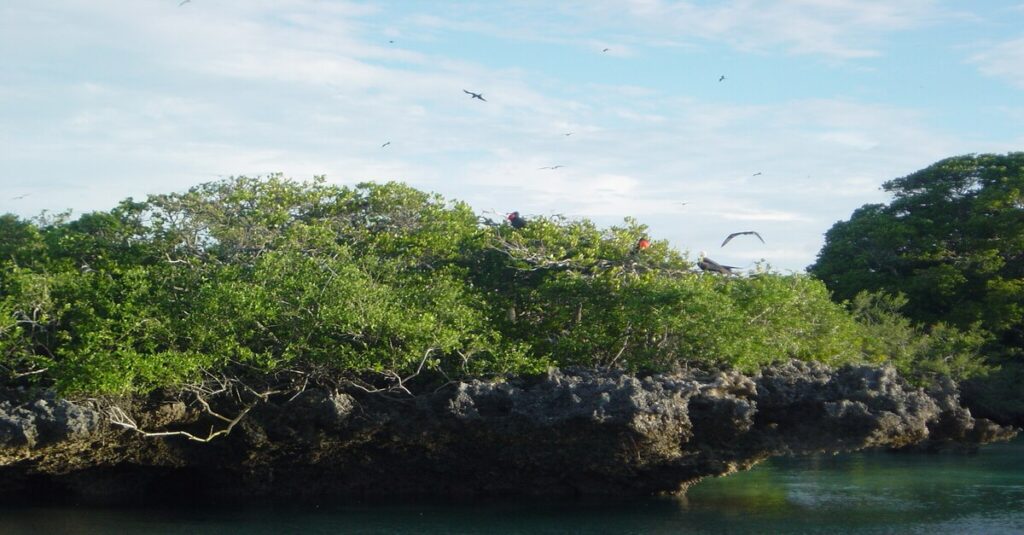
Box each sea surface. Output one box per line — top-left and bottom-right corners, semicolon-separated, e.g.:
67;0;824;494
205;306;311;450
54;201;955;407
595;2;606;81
2;438;1021;534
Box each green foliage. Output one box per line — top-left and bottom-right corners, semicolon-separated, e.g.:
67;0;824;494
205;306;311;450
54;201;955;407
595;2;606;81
849;292;990;384
0;176;966;395
810;153;1024;358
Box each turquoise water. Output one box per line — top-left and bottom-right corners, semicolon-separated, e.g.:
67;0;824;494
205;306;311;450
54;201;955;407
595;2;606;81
2;439;1021;534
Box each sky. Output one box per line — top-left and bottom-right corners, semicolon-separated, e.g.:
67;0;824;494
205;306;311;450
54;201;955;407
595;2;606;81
2;1;1023;272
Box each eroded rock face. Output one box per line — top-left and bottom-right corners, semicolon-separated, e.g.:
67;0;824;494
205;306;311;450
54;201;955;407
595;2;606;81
0;396;102;449
0;362;1017;503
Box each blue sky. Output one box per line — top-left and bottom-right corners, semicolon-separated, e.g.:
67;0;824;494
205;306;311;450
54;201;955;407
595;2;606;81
2;1;1023;271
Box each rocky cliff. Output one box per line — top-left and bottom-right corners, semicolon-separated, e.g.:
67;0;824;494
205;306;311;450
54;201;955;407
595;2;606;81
0;362;1017;503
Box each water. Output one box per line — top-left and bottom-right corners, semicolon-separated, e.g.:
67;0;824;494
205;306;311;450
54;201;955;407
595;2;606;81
2;439;1021;534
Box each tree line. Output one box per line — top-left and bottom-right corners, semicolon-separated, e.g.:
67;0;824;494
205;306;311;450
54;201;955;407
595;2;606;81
0;173;999;398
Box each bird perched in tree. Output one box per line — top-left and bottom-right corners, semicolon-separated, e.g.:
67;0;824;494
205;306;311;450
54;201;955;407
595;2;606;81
507;211;527;229
698;251;738;275
463;89;486;101
720;231;764;247
635;237;651;251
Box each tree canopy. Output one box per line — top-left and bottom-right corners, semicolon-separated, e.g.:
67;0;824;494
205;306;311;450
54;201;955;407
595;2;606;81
809;153;1024;355
0;176;987;397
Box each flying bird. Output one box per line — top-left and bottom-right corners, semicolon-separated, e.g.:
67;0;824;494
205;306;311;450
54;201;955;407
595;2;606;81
698;252;738;275
178;0;190;5
381;141;391;148
507;211;527;229
10;194;30;200
463;89;486;101
564;132;574;136
389;40;395;44
538;165;564;170
718;75;726;82
721;231;764;248
603;48;610;52
752;171;762;176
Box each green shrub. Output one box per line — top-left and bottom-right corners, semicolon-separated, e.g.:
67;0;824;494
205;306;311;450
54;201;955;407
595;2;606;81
0;176;973;394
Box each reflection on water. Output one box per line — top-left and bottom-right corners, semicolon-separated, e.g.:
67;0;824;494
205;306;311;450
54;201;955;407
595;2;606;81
1;438;1022;534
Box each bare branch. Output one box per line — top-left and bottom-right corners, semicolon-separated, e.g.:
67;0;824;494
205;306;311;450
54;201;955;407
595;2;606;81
109;403;253;443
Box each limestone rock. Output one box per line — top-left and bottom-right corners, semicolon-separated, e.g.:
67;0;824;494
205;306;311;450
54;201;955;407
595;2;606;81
0;362;1017;503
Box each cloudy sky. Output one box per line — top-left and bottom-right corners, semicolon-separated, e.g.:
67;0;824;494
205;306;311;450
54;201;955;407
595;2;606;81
2;1;1023;271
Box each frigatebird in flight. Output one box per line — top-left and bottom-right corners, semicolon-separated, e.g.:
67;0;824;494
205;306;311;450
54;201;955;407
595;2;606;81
564;132;574;136
698;252;738;275
603;48;610;52
381;141;391;148
463;89;486;102
718;75;726;82
178;0;190;5
721;231;764;248
538;165;564;170
752;171;762;176
10;194;30;200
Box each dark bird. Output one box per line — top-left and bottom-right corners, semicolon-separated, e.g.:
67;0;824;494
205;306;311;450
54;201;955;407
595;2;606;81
718;75;726;82
721;231;764;248
463;89;486;102
633;237;651;252
538;165;564;170
752;171;762;176
507;211;527;229
381;141;391;148
389;40;395;44
698;252;738;275
178;0;190;5
10;194;30;200
603;48;610;52
564;132;574;136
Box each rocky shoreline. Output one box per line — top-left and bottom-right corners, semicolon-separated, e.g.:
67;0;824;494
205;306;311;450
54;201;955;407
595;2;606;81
0;361;1017;504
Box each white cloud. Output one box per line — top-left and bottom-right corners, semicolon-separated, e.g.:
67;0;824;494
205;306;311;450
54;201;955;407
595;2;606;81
970;36;1024;88
575;0;950;59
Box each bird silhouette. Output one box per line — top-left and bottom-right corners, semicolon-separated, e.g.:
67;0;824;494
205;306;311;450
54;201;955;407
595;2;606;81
381;141;391;148
718;75;726;82
698;252;738;275
463;89;486;101
178;0;190;6
603;48;610;52
538;165;564;170
564;132;574;136
752;171;762;176
10;194;30;200
721;231;764;248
